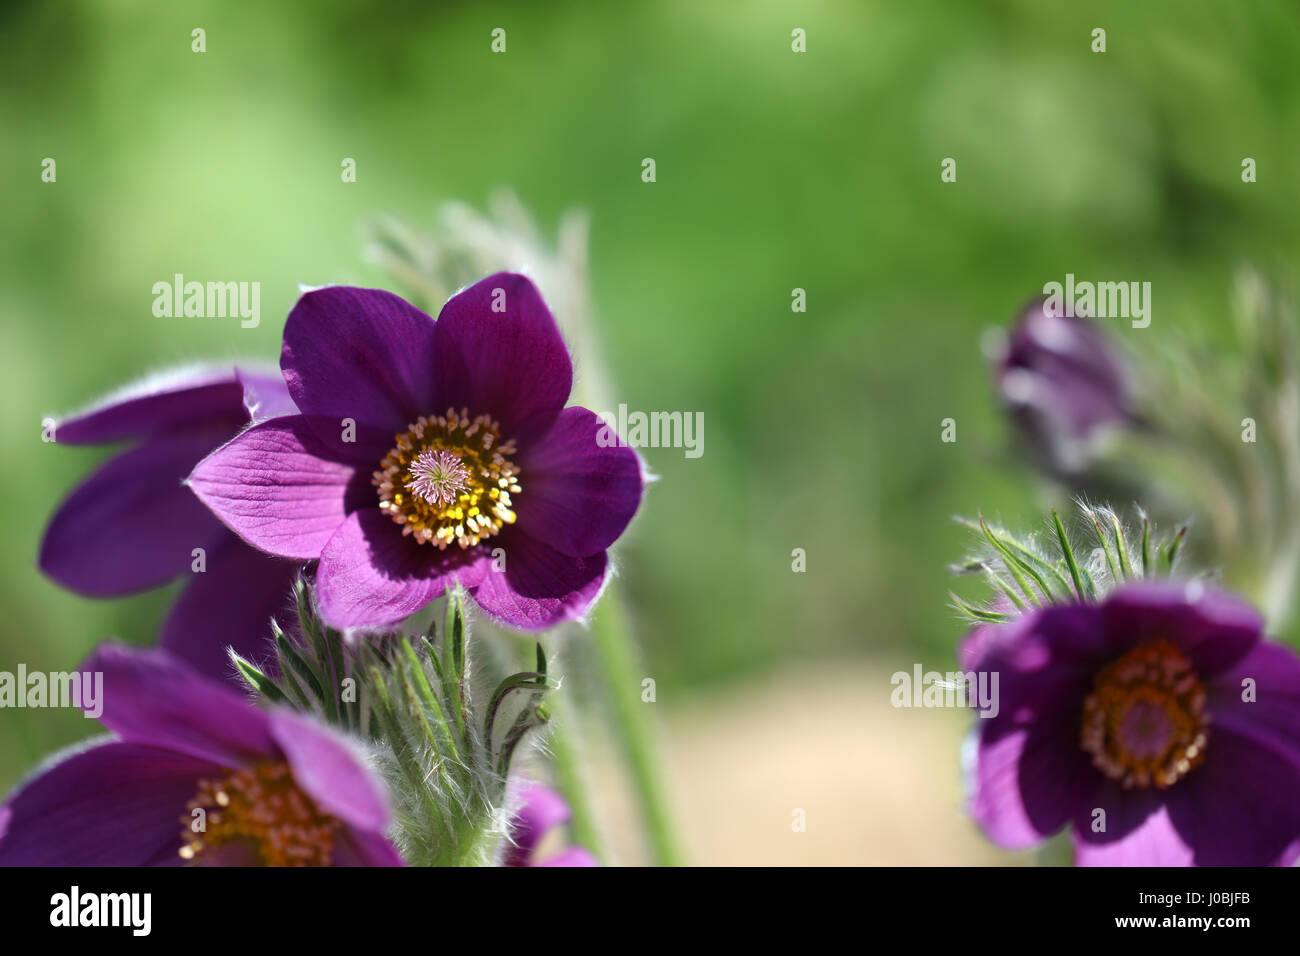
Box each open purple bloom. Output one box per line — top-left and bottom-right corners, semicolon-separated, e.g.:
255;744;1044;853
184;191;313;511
189;274;644;632
504;784;597;866
992;297;1132;474
0;644;401;866
40;366;302;680
964;582;1300;866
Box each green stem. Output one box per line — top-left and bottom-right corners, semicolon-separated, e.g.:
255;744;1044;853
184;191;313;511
588;587;683;866
546;704;607;863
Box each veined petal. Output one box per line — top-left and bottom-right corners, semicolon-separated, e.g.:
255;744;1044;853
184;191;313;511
188;416;358;560
472;532;607;631
269;709;390;833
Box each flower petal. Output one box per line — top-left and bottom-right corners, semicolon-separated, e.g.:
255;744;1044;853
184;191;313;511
269;709;391;833
517;407;643;557
160;535;302;683
188;417;359;560
86;644;276;767
281;286;437;436
508;785;572;863
332;828;406;866
41;432;231;596
433;273;572;446
1206;639;1300;766
315;509;491;629
51;365;247;445
1072;800;1192;866
1164;728;1300;866
1101;583;1262;678
535;847;599;867
236;365;297;421
472;532;607;631
0;739;222;866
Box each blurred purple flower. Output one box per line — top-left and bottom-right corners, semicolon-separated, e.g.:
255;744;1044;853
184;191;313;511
40;366;302;680
189;273;644;633
0;644;401;866
504;784;597;866
964;582;1300;866
992;297;1132;474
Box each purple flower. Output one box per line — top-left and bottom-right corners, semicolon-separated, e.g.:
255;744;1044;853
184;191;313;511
0;644;401;866
992;297;1132;474
505;784;597;866
40;366;302;680
188;274;644;632
964;582;1300;865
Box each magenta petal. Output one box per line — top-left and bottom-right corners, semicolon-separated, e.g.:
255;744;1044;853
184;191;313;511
269;709;390;832
160;536;301;683
517;407;643;557
316;510;492;629
472;533;608;631
236;366;297;421
86;644;276;767
0;740;222;866
52;366;247;445
1100;583;1262;678
535;847;599;867
281;286;437;435
41;432;231;596
509;785;572;861
1072;802;1193;866
189;417;357;560
433;273;572;446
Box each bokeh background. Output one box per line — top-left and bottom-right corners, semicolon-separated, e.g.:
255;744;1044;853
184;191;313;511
2;0;1298;864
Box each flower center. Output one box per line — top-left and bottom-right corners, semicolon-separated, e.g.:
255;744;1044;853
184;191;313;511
178;762;340;866
1079;640;1209;789
374;407;521;549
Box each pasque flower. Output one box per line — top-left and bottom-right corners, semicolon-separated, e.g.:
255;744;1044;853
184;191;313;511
964;582;1300;865
188;273;644;631
504;784;597;866
0;644;401;866
991;297;1132;474
40;366;302;679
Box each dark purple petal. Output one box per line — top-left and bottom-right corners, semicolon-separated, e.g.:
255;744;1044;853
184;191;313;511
315;510;491;629
268;709;391;833
507;785;572;864
281;286;437;436
0;740;221;866
516;407;643;557
1072;801;1192;866
433;273;572;447
1165;728;1300;866
86;644;276;767
1206;639;1300;766
971;715;1095;849
188;417;358;560
1100;583;1262;678
534;847;599;867
472;533;607;631
41;432;232;596
995;297;1131;469
236;366;297;421
51;366;248;445
160;535;301;682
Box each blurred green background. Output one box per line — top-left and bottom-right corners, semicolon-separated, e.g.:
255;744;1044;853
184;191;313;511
2;0;1298;862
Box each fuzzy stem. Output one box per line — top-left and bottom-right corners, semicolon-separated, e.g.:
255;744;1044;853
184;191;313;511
588;587;683;866
546;699;608;862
